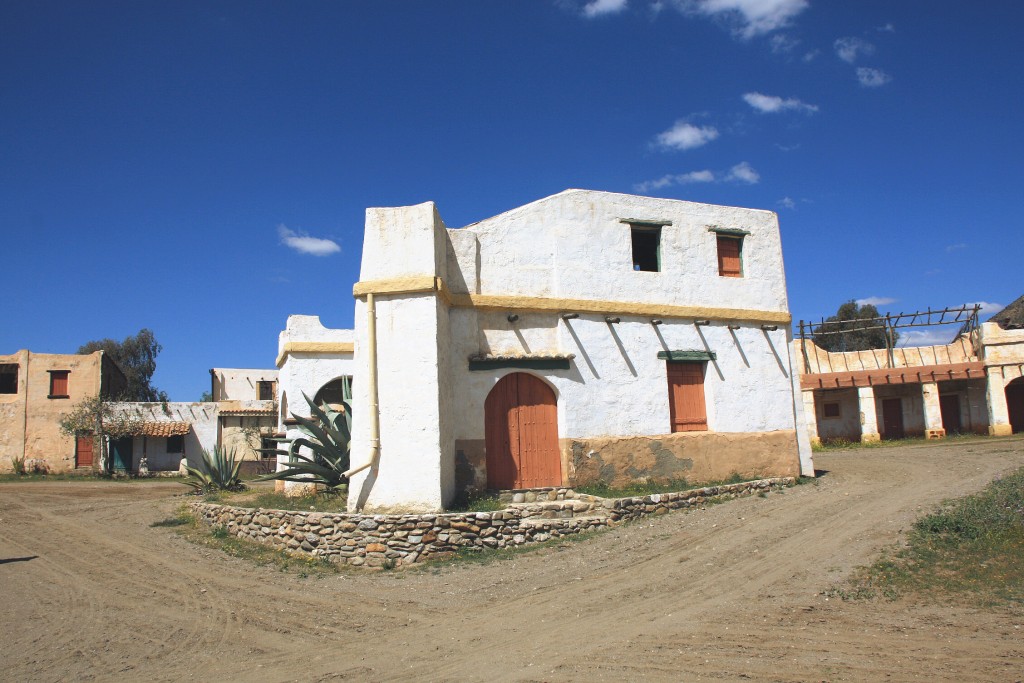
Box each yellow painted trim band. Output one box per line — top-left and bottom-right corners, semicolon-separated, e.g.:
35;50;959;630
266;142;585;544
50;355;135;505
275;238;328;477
276;341;355;368
353;276;791;325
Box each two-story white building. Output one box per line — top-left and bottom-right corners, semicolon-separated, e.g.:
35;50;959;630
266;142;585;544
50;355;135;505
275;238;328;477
279;189;813;512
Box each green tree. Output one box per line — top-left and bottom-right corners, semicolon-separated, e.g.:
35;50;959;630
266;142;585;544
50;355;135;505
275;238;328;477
79;328;168;401
812;301;899;352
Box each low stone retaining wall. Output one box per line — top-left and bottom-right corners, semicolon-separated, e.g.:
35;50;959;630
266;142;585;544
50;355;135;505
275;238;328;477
189;477;794;568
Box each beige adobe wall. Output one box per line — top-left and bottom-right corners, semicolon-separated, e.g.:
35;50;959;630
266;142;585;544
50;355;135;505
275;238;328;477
978;322;1024;370
794;337;978;375
0;350;30;473
211;368;279;401
219;414;277;461
20;351;104;472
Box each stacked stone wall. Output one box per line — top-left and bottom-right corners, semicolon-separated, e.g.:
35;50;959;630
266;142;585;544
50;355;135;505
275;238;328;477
190;476;794;568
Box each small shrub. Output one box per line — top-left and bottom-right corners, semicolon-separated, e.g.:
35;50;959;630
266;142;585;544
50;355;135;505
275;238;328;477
183;446;245;493
11;456;26;475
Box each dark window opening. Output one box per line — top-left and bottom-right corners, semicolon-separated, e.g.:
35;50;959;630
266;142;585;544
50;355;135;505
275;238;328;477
0;364;17;394
631;226;661;272
822;402;840;419
259;437;278;460
166;435;184;453
49;370;70;398
314;377;352;409
257;380;276;401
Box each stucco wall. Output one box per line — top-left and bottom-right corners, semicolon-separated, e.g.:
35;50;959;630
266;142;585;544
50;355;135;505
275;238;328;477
110;402;218;470
811;388;862;442
0;350;105;472
978;322;1024;366
211;368;278;401
349;191;808;510
796;337;978;375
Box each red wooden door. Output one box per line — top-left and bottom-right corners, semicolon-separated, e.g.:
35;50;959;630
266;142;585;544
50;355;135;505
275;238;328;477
717;235;742;277
667;363;708;432
76;436;94;468
484;373;561;490
881;398;904;439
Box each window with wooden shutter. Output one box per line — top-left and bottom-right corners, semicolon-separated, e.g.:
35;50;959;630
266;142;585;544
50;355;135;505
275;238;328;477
667;362;708;432
717;235;742;277
258;380;276;401
49;370;70;398
0;364;17;394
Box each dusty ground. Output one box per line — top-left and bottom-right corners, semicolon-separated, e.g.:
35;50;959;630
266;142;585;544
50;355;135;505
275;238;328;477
2;437;1023;682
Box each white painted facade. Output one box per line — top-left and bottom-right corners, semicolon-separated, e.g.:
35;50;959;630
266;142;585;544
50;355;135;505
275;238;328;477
340;190;812;512
109;401;219;472
210;368;278;401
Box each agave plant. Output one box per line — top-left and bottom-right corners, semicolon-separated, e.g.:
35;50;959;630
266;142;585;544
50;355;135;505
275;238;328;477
257;378;352;491
183;445;245;492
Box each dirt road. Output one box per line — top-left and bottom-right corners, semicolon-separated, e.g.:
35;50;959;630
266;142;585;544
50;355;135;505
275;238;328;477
2;437;1023;682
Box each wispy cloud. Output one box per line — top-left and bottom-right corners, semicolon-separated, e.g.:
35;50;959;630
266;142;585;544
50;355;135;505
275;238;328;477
277;224;341;256
726;161;760;184
855;296;896;307
676;0;809;39
777;196;796;209
582;0;628;18
634;170;715;193
972;301;1004;318
655;120;719;151
834;36;874;63
945;243;968;253
876;22;895;33
634;161;759;192
769;33;799;54
742;91;818;114
898;328;958;347
802;49;820;62
856;67;892;87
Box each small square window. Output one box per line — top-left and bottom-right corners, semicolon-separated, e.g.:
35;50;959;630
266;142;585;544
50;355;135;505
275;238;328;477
49;370;69;398
631;226;661;272
257;380;276;401
167;435;184;453
717;235;743;277
822;402;841;419
0;364;17;394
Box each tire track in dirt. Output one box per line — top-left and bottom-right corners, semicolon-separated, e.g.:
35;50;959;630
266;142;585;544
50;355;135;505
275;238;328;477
2;438;1023;682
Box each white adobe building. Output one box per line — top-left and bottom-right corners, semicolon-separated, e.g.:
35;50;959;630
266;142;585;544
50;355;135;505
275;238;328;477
278;189;814;512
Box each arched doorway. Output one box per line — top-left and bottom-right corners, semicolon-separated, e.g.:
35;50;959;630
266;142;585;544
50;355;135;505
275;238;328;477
314;376;352;411
1006;377;1024;433
484;373;561;490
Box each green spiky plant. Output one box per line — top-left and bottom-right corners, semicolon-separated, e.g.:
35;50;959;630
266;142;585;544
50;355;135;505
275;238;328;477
183;445;245;492
257;378;352;491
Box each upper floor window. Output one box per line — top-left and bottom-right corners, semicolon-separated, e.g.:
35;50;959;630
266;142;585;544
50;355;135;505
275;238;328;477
716;235;743;277
630;225;661;272
257;380;276;401
0;364;17;394
49;370;70;398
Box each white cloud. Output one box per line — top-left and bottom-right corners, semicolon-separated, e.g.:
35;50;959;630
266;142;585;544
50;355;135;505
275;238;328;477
726;161;760;184
582;0;628;18
876;22;895;33
655;121;719;151
277;224;341;256
742;91;818;113
834;36;875;63
856;67;892;87
634;169;716;192
898;328;957;347
769;33;799;54
945;242;968;253
802;49;820;62
635;162;758;192
677;0;809;39
777;196;796;209
855;296;896;307
972;301;1004;318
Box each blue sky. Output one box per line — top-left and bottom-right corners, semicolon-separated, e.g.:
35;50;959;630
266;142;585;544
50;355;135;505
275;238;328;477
2;1;1021;400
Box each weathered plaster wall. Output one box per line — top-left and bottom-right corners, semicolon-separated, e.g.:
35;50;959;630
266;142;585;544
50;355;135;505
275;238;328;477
871;385;926;438
349;191;809;509
110;402;218;469
211;368;278;401
978;322;1024;367
795;337;977;374
0;351;105;472
451;189;790;314
812;388;861;441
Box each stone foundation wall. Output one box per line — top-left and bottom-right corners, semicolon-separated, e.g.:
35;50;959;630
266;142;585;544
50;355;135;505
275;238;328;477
190;476;794;568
